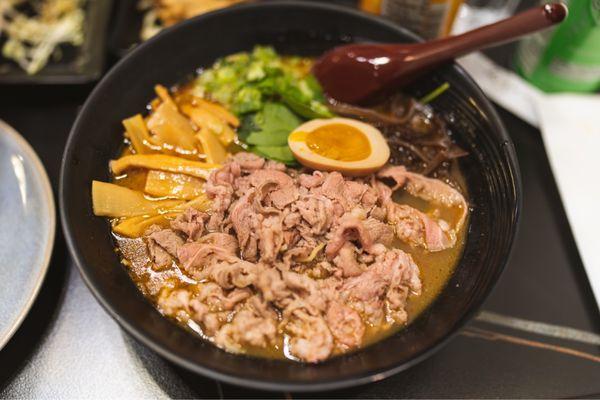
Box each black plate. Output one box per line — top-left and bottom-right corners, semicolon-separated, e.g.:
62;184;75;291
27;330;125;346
108;0;144;58
0;0;112;84
60;1;521;392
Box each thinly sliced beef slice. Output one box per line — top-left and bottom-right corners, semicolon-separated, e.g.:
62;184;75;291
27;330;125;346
264;160;286;171
340;248;421;325
157;288;190;315
332;243;364;277
249;169;294;189
258;215;284;262
298;171;325;189
197;232;239;255
205;162;240;231
200;259;261;289
232;152;265;171
378;165;468;229
171;208;208;241
382;249;422;323
387;203;453;251
325;215;375;259
320;172;348;209
193;283;251;312
215;309;277;352
326;301;365;349
269;185;299;209
295;195;333;235
229;191;261;261
282;271;327;312
177;243;238;274
146;227;184;266
363;217;394;246
255;268;291;304
285;309;334;363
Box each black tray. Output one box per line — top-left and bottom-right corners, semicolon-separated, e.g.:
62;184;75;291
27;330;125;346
0;0;113;84
108;0;143;57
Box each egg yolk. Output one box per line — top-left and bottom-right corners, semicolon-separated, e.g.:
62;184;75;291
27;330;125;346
290;123;371;161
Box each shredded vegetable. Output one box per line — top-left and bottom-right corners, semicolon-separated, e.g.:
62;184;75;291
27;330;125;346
193;46;333;164
0;0;85;75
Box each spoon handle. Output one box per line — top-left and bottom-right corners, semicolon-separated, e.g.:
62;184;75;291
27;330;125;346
405;3;568;63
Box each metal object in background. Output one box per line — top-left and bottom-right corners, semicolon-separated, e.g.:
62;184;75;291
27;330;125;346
452;0;521;33
360;0;464;38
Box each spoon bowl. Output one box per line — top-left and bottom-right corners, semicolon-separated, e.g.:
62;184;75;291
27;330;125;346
314;3;568;104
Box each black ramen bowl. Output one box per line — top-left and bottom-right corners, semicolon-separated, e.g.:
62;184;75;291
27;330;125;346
60;1;521;392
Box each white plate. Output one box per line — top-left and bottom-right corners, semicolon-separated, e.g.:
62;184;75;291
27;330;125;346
0;119;55;350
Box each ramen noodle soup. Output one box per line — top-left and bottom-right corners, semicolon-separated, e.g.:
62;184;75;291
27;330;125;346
92;46;468;363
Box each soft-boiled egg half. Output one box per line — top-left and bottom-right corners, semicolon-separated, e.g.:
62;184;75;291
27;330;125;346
288;117;390;176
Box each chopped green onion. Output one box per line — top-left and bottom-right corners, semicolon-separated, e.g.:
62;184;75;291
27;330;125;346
419;82;450;105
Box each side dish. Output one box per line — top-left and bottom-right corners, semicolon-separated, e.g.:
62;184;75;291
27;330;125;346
91;46;469;363
0;0;85;75
139;0;245;40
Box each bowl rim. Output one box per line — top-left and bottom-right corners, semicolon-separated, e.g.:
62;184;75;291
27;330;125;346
59;0;522;392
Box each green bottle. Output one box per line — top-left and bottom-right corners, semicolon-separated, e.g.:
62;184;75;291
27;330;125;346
515;0;600;93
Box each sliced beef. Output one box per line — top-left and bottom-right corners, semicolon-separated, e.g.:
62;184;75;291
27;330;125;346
269;185;299;209
197;232;239;255
344;180;369;205
249;169;294;189
177;242;238;275
215;309;277;351
157;288;190;315
341;248;421;325
378;165;468;230
258;215;284;262
264;160;287;171
332;243;364;278
171;208;208;241
200;259;261;289
325;215;374;259
387;203;453;251
285;309;333;363
155;153;457;362
320;172;347;209
255;268;291;304
298;171;325;188
326;301;365;349
146;227;184;266
232;152;265;171
363;217;395;247
229;191;261;261
295;195;333;235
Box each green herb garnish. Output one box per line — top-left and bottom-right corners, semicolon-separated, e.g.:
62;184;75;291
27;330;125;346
419;82;450;105
193;46;334;164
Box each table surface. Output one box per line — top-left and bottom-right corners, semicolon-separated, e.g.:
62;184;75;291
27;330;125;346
1;2;599;398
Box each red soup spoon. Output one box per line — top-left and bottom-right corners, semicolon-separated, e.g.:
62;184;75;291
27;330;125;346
313;3;568;104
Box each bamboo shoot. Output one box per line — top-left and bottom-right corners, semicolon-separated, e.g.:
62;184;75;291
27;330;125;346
146;101;198;152
194;97;240;127
92;180;183;218
195;128;228;164
144;170;204;200
110;154;219;179
122;114;157;154
181;103;236;147
113;213;179;237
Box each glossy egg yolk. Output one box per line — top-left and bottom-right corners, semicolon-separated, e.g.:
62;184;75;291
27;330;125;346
289;123;371;161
